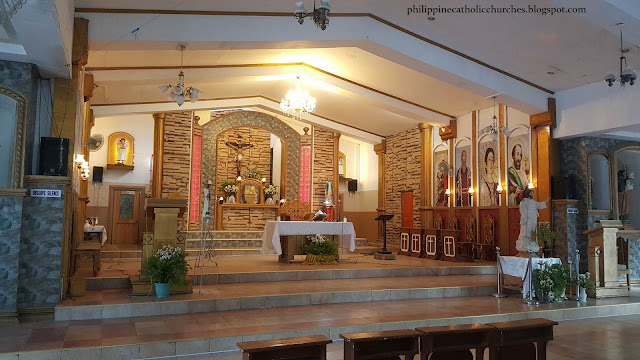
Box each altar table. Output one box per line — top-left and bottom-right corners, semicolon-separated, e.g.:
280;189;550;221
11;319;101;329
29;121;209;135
499;256;562;298
261;221;356;260
84;224;107;245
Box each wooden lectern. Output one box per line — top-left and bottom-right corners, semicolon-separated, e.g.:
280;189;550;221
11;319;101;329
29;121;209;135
584;220;629;298
132;198;191;296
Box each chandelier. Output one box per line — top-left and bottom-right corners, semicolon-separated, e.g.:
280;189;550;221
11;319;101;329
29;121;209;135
280;76;316;117
605;23;636;87
294;0;331;31
0;0;27;22
158;45;200;106
478;95;510;141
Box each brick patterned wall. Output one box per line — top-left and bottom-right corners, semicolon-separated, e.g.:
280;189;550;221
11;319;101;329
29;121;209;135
312;127;335;211
215;127;272;195
162;111;192;230
384;128;421;242
220;207;278;231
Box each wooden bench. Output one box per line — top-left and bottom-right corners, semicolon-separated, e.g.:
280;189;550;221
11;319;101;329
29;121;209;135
416;323;493;360
73;241;101;277
489;318;558;360
340;330;420;360
236;334;332;360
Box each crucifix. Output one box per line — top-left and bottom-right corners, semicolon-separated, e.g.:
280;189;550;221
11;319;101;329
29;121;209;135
225;135;254;177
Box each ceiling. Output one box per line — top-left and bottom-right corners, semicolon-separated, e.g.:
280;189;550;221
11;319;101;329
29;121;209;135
6;0;640;140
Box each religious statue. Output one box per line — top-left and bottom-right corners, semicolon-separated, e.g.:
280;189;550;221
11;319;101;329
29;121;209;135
508;143;530;205
456;150;472;206
116;138;128;164
225;135;253;177
325;180;334;204
618;167;634;225
201;180;212;228
515;189;549;255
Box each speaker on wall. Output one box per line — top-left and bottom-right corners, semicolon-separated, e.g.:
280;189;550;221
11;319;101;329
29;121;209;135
93;166;103;183
39;137;69;176
347;179;358;192
552;174;576;200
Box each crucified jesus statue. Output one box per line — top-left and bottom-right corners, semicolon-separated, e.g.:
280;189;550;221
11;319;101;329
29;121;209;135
225;135;254;177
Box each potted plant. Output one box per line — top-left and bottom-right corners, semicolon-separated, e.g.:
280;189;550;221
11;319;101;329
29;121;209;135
574;272;596;302
141;245;189;299
264;184;278;204
219;181;238;203
302;234;338;265
244;168;261;179
532;263;569;303
531;221;557;258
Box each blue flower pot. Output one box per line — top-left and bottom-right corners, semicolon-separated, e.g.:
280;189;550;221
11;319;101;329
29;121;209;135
154;283;171;299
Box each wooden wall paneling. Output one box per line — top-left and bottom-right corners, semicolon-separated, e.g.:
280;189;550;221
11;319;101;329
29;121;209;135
419;124;433;229
374;141;386;241
471;111;478;241
151;113;165;198
333;132;341;218
507;207;521;256
498;104;510;253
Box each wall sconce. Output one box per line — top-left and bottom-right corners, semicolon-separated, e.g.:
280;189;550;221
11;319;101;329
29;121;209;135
74;154;86;168
237;176;242;182
468;187;475;203
444;188;451;205
528;182;535;189
261;177;267;183
280;199;286;206
219;196;224;204
496;184;504;194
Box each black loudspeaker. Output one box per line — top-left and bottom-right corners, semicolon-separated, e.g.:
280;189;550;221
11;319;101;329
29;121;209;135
39;137;69;176
347;179;358;192
552;174;576;200
93;166;104;183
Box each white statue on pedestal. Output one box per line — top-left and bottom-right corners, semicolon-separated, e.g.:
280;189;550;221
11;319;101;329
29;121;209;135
516;189;549;255
201;180;211;223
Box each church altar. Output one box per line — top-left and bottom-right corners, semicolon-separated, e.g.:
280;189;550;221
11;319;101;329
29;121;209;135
261;221;356;257
499;256;562;298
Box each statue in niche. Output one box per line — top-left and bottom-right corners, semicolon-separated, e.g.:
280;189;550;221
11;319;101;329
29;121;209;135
225;134;253;177
515;189;549;256
107;132;134;166
116;138;129;164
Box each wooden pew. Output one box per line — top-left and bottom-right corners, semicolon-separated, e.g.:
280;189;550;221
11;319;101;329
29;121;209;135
340;330;421;360
399;227;411;256
422;229;440;259
416;323;493;360
237;334;332;360
488;318;558;360
410;228;424;257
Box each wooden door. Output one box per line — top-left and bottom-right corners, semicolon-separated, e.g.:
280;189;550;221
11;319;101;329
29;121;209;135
401;191;414;229
110;187;142;245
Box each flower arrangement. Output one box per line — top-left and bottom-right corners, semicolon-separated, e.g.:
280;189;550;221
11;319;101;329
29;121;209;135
264;184;278;196
141;245;189;285
244;168;261;179
574;272;596;291
304;234;338;256
533;263;570;302
219;181;238;194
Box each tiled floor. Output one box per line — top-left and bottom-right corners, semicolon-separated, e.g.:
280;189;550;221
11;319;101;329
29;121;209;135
2;294;640;355
154;314;640;360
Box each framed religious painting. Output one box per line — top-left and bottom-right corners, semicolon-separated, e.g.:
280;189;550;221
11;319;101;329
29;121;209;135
506;126;530;206
338;151;347;178
433;148;449;207
107;132;135;166
478;138;500;206
454;141;472;207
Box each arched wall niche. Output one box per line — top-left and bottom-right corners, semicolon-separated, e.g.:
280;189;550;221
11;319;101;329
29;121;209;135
201;111;300;215
0;86;27;189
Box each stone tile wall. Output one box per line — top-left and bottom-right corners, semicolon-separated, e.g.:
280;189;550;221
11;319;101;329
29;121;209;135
312;127;335;211
384;128;421;243
0;197;23;313
162;111;192;230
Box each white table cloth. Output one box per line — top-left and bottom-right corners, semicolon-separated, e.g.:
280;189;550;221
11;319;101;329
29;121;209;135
84;224;107;245
261;221;356;255
499;256;562;298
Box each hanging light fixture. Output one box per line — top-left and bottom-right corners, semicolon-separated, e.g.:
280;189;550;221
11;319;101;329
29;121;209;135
280;76;316;118
605;23;637;87
294;0;331;31
0;0;27;22
158;44;201;106
479;95;511;141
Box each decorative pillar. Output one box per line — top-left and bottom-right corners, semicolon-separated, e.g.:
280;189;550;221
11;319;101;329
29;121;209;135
498;104;510;253
152;113;165;198
374;141;386;241
418;123;433;228
332;132;341;210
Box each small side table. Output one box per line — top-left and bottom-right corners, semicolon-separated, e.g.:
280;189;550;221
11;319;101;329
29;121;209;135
237;334;332;360
340;329;421;360
416;323;493;360
73;241;101;277
489;318;558;360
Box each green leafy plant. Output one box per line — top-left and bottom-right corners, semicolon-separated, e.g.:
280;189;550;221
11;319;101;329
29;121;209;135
304;234;338;256
573;272;597;291
244;168;261;179
141;245;189;285
264;184;278;196
219;181;238;194
531;221;558;247
533;263;569;302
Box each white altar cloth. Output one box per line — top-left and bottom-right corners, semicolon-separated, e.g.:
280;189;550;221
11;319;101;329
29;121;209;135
84;224;107;245
499;256;562;298
261;221;356;255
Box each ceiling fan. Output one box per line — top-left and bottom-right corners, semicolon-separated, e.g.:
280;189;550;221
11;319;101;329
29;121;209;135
478;95;510;141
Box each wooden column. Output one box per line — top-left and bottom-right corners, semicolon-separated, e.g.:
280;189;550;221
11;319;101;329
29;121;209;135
418;123;433;228
498;104;509;253
332;132;341;208
374;141;386;241
152;113;166;198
